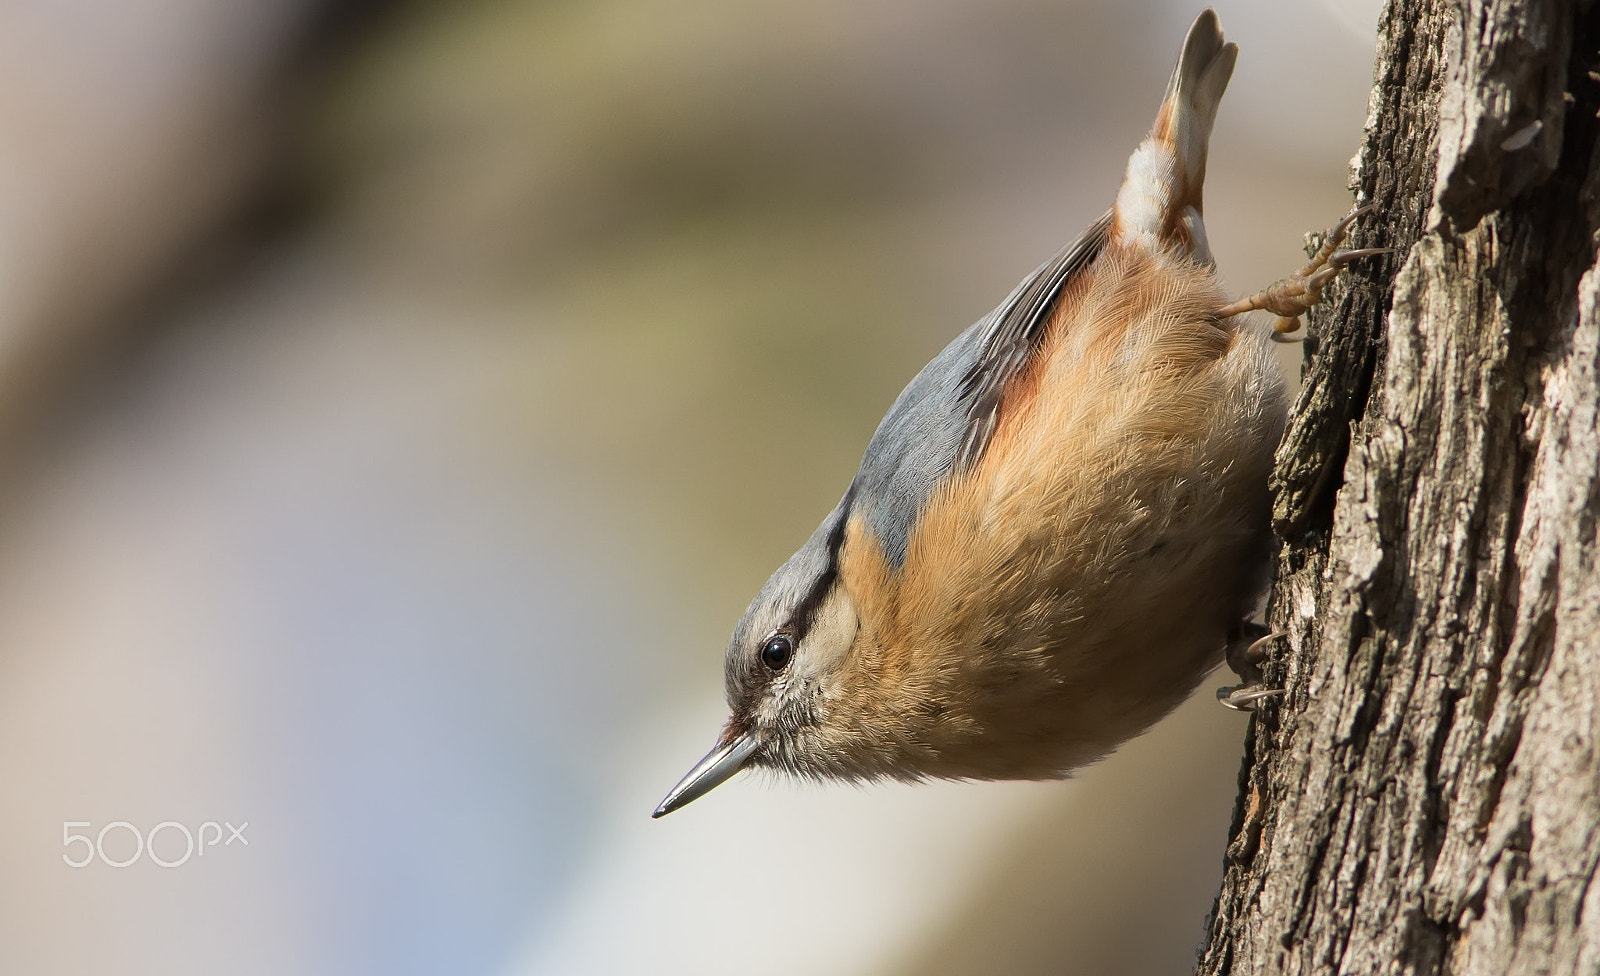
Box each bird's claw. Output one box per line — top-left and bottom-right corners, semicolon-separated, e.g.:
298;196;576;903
1217;624;1286;712
1218;685;1286;711
1217;205;1394;335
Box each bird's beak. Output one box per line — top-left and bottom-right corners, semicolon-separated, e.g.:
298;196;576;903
651;730;760;818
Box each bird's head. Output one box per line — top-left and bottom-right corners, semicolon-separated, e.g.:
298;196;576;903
652;504;912;817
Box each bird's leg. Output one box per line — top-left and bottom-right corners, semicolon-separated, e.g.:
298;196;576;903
1216;205;1392;342
1217;620;1285;711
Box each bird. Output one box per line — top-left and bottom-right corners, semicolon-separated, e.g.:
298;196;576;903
653;8;1384;818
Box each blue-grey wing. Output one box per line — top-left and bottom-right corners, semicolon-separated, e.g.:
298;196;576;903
849;210;1112;566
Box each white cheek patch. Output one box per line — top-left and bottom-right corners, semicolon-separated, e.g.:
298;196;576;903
797;590;858;676
766;589;858;717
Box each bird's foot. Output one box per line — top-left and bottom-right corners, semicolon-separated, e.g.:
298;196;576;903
1217;621;1286;712
1216;205;1392;342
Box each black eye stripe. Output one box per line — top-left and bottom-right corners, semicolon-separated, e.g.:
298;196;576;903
785;485;854;647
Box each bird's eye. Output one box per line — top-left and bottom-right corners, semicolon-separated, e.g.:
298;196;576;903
761;634;794;672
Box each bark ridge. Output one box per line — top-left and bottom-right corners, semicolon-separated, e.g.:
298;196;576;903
1200;2;1600;974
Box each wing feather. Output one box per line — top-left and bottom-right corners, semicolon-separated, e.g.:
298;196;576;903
954;210;1113;469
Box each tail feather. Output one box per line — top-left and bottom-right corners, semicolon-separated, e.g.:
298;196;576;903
1113;9;1236;258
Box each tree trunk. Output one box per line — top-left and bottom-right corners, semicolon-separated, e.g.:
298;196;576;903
1198;2;1600;974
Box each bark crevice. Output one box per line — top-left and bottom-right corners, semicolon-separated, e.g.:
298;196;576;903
1198;2;1600;973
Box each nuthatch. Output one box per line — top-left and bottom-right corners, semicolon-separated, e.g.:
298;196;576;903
655;8;1384;817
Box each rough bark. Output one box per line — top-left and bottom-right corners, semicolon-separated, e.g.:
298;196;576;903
1198;2;1600;974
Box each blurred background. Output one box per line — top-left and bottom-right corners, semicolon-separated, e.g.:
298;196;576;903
0;1;1379;973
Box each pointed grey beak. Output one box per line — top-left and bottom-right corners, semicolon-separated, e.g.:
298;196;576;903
652;731;760;818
